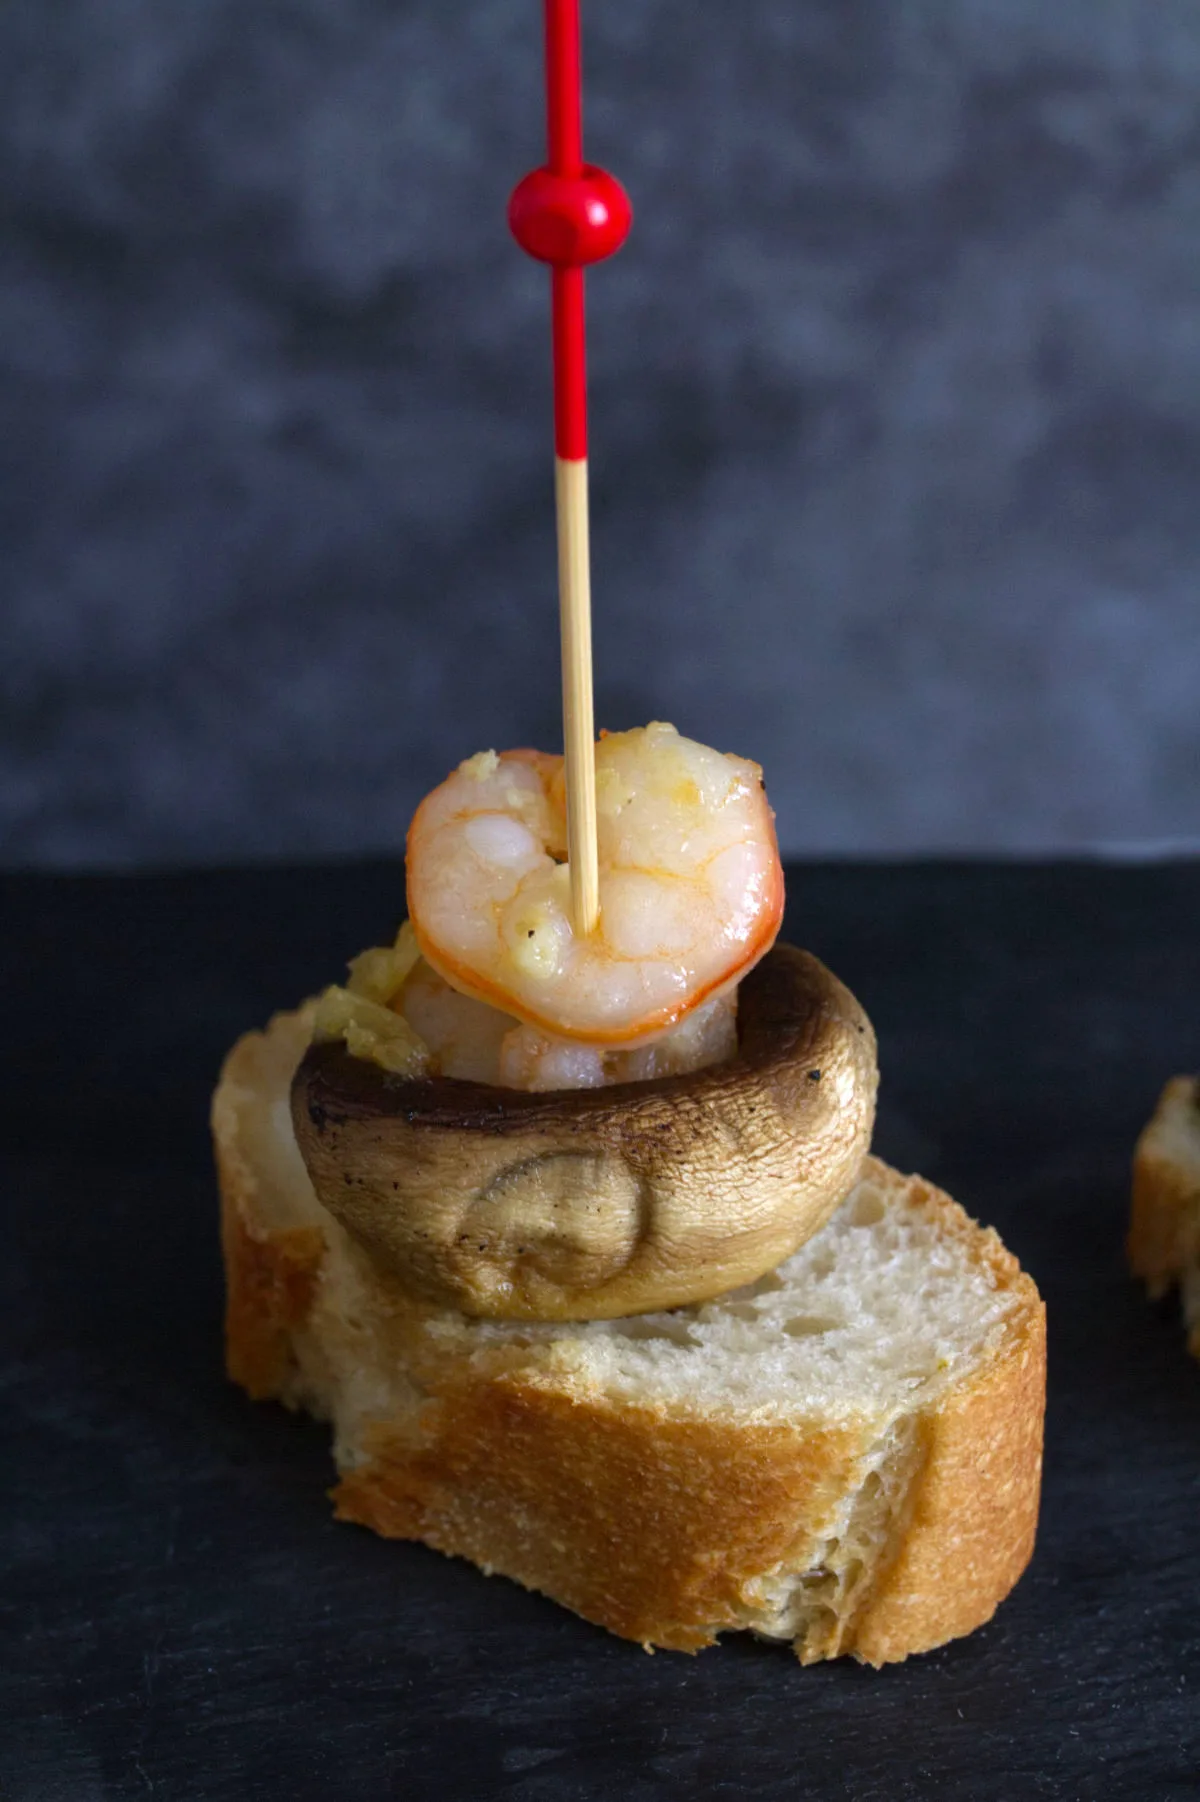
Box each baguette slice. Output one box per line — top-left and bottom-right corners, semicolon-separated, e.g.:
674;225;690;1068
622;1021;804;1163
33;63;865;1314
214;1006;1045;1665
1130;1076;1200;1355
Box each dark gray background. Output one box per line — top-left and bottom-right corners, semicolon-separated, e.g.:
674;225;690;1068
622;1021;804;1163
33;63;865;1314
2;0;1198;868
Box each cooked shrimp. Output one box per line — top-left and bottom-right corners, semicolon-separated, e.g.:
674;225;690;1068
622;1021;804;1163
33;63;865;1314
396;957;738;1091
405;721;783;1046
496;987;739;1091
604;988;738;1083
493;1024;606;1091
398;955;518;1084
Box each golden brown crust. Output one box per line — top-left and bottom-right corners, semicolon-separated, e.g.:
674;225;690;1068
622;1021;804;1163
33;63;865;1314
333;1392;860;1652
213;1015;327;1401
849;1260;1045;1665
219;1186;324;1401
1129;1077;1200;1299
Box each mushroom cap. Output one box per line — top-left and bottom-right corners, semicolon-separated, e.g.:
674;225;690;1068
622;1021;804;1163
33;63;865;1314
291;944;878;1321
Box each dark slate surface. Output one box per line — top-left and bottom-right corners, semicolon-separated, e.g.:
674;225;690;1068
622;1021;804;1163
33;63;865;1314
4;0;1200;865
2;860;1199;1801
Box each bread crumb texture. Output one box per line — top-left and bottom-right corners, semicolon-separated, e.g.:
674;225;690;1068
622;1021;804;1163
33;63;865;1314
214;1007;1045;1663
1130;1076;1200;1357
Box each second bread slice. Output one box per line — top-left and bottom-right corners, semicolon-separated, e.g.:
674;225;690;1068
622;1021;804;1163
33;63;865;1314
1131;1076;1200;1355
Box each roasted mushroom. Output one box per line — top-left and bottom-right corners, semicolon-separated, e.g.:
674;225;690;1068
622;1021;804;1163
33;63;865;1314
291;944;878;1321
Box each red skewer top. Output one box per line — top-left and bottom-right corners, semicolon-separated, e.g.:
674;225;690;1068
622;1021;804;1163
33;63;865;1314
545;0;583;176
508;0;632;460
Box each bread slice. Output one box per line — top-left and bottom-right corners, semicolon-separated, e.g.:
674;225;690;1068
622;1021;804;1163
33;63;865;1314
1130;1076;1200;1355
214;1006;1046;1665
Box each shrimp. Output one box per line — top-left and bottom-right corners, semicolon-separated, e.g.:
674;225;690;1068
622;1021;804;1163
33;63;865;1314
397;956;738;1091
398;955;518;1083
494;987;739;1090
405;721;783;1047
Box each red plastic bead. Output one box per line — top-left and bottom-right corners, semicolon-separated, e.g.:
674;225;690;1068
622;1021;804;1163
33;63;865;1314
508;164;633;268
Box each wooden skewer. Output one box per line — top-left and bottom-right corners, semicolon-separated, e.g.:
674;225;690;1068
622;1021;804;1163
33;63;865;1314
555;451;600;934
508;0;632;940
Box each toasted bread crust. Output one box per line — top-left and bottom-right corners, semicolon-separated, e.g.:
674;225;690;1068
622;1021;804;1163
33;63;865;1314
213;1013;326;1401
1129;1076;1200;1355
1129;1078;1200;1293
216;1015;1045;1663
219;1189;324;1402
851;1267;1045;1664
334;1394;863;1652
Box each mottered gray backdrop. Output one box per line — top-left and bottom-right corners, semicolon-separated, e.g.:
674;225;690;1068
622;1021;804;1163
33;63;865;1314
2;0;1198;866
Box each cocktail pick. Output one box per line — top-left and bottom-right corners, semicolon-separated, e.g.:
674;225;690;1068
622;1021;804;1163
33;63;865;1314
508;0;632;937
